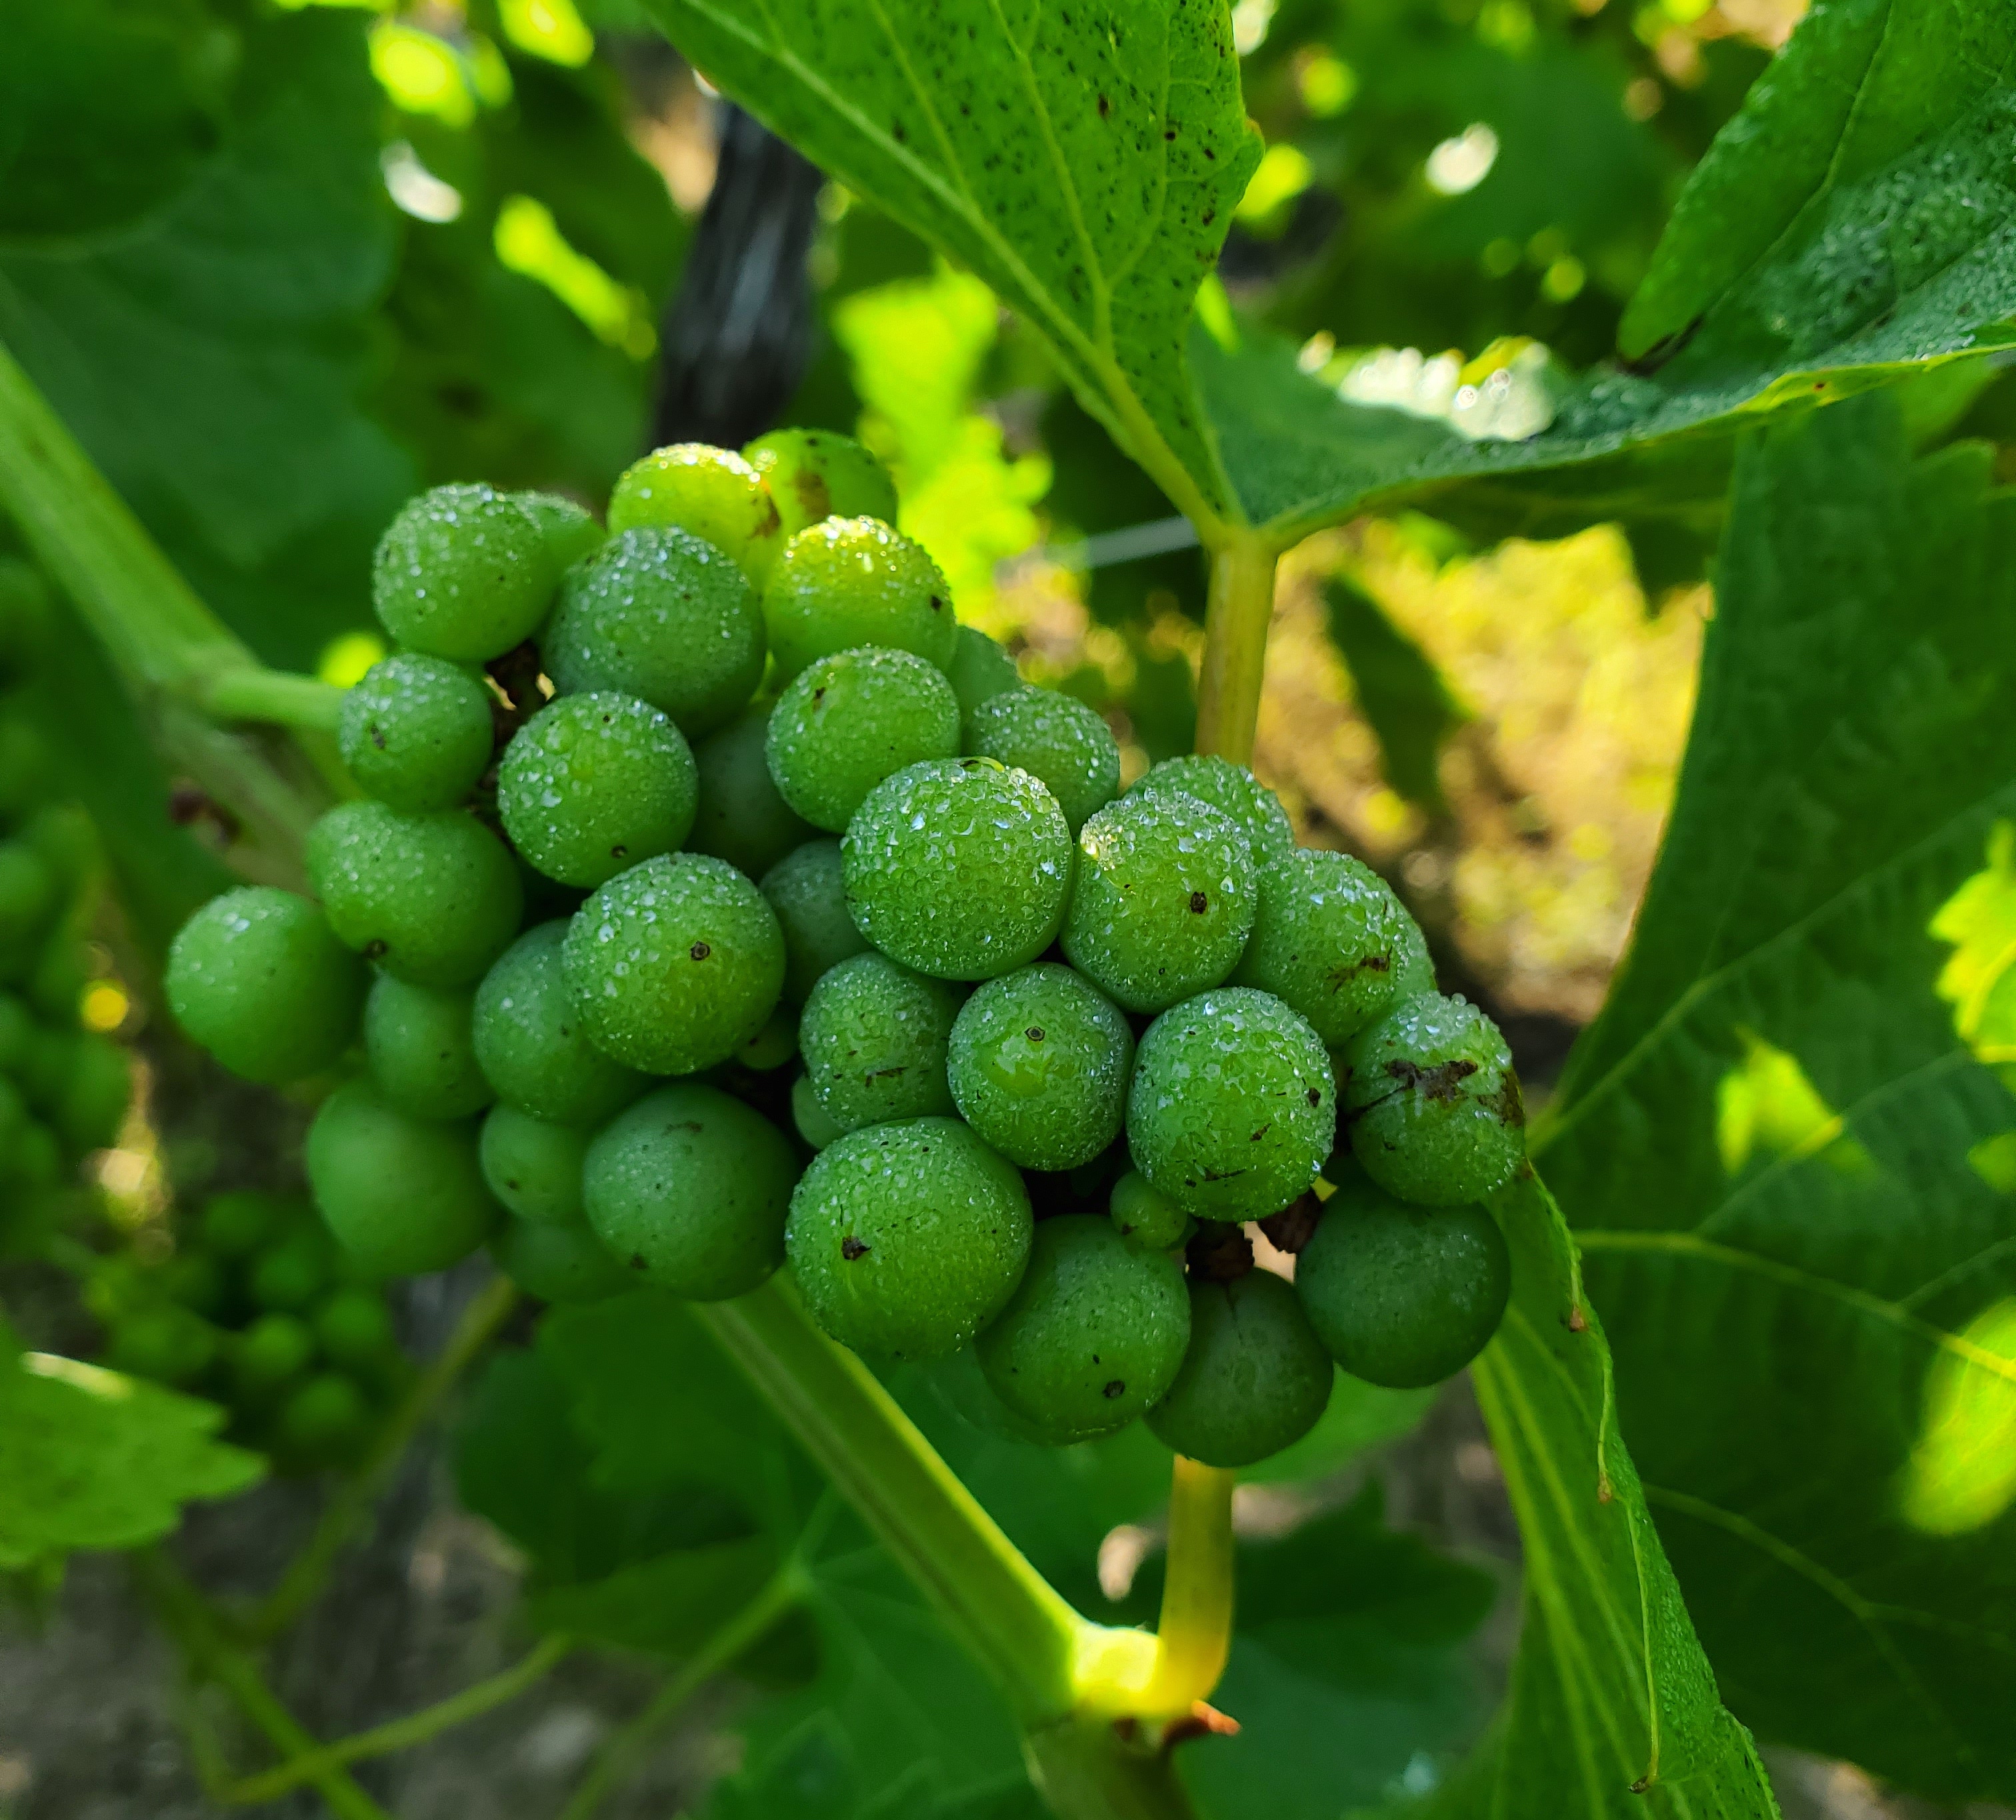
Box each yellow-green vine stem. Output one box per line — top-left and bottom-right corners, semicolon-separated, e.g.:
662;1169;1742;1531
1193;531;1281;768
1141;1459;1237;1715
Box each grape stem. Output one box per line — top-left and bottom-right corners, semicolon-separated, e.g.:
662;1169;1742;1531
1193;530;1280;767
201;667;349;735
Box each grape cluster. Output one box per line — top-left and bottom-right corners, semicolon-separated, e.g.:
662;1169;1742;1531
165;431;1527;1470
92;1189;407;1471
0;557;133;1255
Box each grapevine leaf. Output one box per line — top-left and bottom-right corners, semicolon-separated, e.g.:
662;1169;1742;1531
0;1345;262;1569
0;6;413;670
1319;577;1469;813
1539;391;2016;1799
633;0;1263;531
1451;1172;1780;1819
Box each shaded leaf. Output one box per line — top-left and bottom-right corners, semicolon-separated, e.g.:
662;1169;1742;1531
0;1344;261;1569
1321;577;1467;811
1539;391;2016;1800
637;0;1262;528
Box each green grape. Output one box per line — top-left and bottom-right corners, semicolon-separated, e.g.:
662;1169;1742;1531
766;647;961;832
233;1312;316;1400
946;963;1132;1171
55;1033;130;1152
963;687;1120;835
543;527;765;739
799;952;959;1132
166;887;367;1083
306;1079;499;1276
337;654;496;812
307;801;523;988
0;841;55;947
161;1252;226;1319
0;557;51;685
199;1190;293;1260
0;989;31;1070
472;921;647;1125
479;1102;588;1223
688;704;817;878
760;839;869;1003
372;484;553;662
842;758;1072;981
583;1083;797;1299
512;490;607;569
1297;1182;1510;1387
1128;987;1335;1221
1340;994;1525;1206
786;1116;1031;1361
735;1003;799;1072
1109;1169;1193;1253
762;518;957;681
945;625;1020;731
743;427;899;537
791;1071;843;1150
1146;1272;1334;1467
489;1213;629;1303
973;1214;1190;1443
0;713;51;821
1061;792;1256;1013
363;973;491;1120
497;693;698;887
109;1305;220;1387
561;854;784;1075
313;1288;399;1372
249;1223;336;1311
1131;755;1295;869
277;1372;372;1462
19;803;98;897
1230;849;1431;1047
607;444;785;585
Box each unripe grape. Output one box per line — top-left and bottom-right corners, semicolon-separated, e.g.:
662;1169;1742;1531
313;1289;399;1372
799;952;959;1131
947;963;1132;1171
249;1223;336;1312
734;1003;800;1072
767;647;961;832
543;527;765;739
1229;849;1433;1046
1109;1169;1192;1253
1061;792;1255;1014
277;1372;372;1462
763;518;957;681
307;802;523;989
583;1083;797;1299
497;693;698;887
363;974;491;1120
307;1079;499;1276
109;1305;219;1387
607;444;785;585
1146;1273;1333;1467
0;843;55;947
1131;755;1294;868
1128;987;1334;1221
472;921;647;1125
53;1035;130;1153
562;854;784;1075
24;933;84;1024
373;484;552;662
511;490;607;569
945;625;1020;731
687;705;816;878
337;654;495;812
490;1213;629;1304
479;1102;588;1223
975;1214;1189;1443
787;1117;1031;1361
1297;1182;1509;1387
964;687;1120;835
234;1312;316;1400
1340;994;1524;1207
743;427;897;536
843;758;1072;980
167;887;366;1083
791;1071;843;1150
199;1190;290;1260
760;839;869;1003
